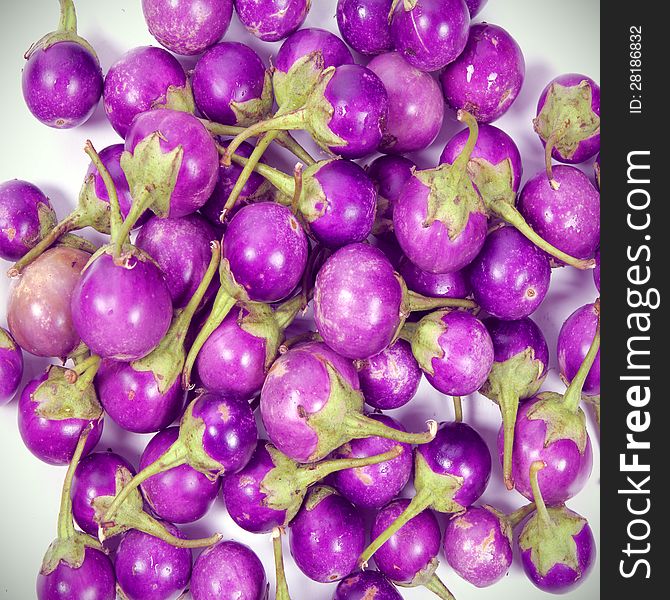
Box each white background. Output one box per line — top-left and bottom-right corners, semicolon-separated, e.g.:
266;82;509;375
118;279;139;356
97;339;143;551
0;1;600;598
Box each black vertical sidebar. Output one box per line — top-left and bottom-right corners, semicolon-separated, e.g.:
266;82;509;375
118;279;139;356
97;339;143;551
600;5;668;597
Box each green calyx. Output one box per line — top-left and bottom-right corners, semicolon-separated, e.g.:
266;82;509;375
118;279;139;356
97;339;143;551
0;328;17;350
41;425;104;576
272;51;328;110
93;466;221;548
532;80;600;162
480;348;546;489
260;443;401;524
153;81;196;114
527;392;589;453
133;241;221;393
177;398;230;476
418;111;486;237
396;557;455;600
408;311;448;376
25;0;99;63
414;450;465;515
467;157;517;209
304;484;338;511
301;68;348;152
304;362;367;462
480;348;546;404
32;364;103;422
76;174;118;234
372;194;393;235
236;303;283;370
520;505;588;577
231;70;274;126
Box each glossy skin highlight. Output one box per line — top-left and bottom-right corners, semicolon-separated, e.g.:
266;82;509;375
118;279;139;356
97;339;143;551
336;0;394;55
23;42;102;129
440;23;525;123
518;166;600;262
468;226;551;320
274;27;354;75
103;46;186;138
558;303;601;396
71;252;173;361
125;109;219;218
71;451;136;536
314;243;403;360
190;540;267;600
223;202;308;303
289;487;365;583
498;398;594;504
398;256;470;299
235;0;311;42
0;180;51;261
18;374;103;466
368;51;444;153
139;427;221;524
390;0;470;72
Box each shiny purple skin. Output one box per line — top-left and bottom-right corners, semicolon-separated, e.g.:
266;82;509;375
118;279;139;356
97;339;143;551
18;373;103;466
0;328;23;405
443;506;513;587
336;0;394;55
390;0;470;72
135;214;217;309
125;109;219;218
537;73;601;164
329;414;413;509
191;392;258;472
191;540;267;600
23;42;102;129
72;451;136;536
558;303;600;396
141;0;233;55
424;311;494;396
85;144;139;224
195;308;267;400
393;176;488;274
368;52;444;154
324;64;389;160
518;166;600;262
313;243;403;360
8;246;89;358
274;27;354;74
440;24;525;123
201;141;270;225
465;0;488;16
485;316;549;374
371;498;441;585
440;123;523;192
260;342;359;463
224;202;308;303
521;518;595;593
333;570;402;600
468;226;551;320
310;160;377;247
0;180;50;261
103;46;187;138
192;42;268;126
498;398;593;504
420;421;491;508
115;524;192;600
289;487;365;583
593;249;600;291
95;359;184;434
36;546;115;600
71;252;173;361
398;255;470;299
358;340;421;410
367;155;415;207
222;440;288;533
139;427;220;523
235;0;310;42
